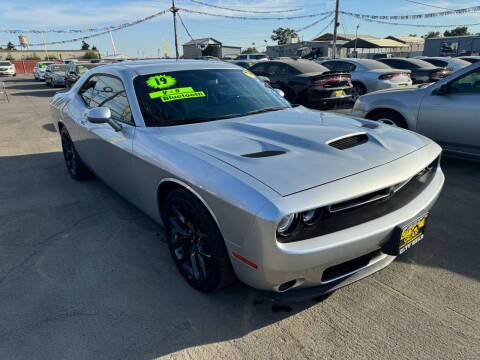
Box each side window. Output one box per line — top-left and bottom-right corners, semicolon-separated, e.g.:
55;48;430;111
334;61;356;72
267;63;282;76
236;55;246;60
428;59;447;67
91;75;134;125
449;68;480;94
250;62;266;74
79;75;98;106
322;61;337;70
284;65;300;75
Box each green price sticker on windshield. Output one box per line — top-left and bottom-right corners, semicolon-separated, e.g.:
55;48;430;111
146;74;177;89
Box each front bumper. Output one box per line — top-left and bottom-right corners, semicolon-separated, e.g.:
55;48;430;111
0;69;15;76
226;142;444;295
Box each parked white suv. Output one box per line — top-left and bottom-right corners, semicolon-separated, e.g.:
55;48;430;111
0;61;16;77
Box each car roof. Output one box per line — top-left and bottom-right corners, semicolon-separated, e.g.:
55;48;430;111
90;59;240;76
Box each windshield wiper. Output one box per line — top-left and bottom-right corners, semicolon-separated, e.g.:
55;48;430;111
239;107;289;117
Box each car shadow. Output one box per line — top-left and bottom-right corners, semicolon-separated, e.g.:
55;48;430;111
42;123;57;132
0;151;322;359
9;89;57;98
0;151;477;358
396;156;480;281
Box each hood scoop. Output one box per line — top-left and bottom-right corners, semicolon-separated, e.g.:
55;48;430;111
328;133;368;150
242;150;286;158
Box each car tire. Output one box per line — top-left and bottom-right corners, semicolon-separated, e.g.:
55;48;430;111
368;110;408;128
163;188;235;292
351;82;367;102
60;127;90;180
281;88;297;104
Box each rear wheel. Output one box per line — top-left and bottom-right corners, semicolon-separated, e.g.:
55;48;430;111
60;127;90;180
163;189;235;292
368;110;408;128
351;82;367;102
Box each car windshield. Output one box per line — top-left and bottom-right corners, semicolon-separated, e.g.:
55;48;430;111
76;64;98;74
133;69;290;127
0;61;11;66
354;59;392;70
51;64;68;72
38;62;52;68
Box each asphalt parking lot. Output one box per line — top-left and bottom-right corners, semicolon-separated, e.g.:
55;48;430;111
0;75;479;360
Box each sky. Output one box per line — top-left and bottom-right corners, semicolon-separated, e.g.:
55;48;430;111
1;0;480;58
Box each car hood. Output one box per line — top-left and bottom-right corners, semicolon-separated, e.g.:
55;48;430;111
164;107;429;196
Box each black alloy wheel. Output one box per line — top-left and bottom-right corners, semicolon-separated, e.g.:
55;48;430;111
60;127;89;180
163;189;234;292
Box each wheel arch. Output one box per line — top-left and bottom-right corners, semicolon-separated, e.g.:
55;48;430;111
157;178;222;234
365;107;409;128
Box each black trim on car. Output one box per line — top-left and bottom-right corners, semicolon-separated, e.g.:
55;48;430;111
277;157;439;243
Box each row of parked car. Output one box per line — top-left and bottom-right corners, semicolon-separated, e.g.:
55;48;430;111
33;60;104;88
236;55;480;108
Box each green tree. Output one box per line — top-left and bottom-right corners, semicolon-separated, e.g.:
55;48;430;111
444;27;469;37
5;53;14;60
81;41;90;50
242;47;259;54
44;55;57;60
82;50;99;59
25;53;41;60
271;27;298;45
91;45;98;51
6;41;15;50
423;31;440;39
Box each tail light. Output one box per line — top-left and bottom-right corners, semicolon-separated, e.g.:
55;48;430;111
431;70;451;78
378;72;410;80
311;75;351;87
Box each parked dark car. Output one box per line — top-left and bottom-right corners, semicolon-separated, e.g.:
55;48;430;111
377;58;451;84
249;59;352;109
457;56;480;64
65;62;104;88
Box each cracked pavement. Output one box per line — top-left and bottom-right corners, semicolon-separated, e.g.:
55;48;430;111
0;76;479;359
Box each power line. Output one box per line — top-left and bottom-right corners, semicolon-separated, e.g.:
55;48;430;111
177;12;194;40
177;8;333;20
296;12;334;32
403;0;455;11
313;16;335;39
186;0;302;14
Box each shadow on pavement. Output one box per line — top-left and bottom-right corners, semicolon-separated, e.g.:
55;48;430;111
42;123;57;132
0;151;319;359
397;157;480;281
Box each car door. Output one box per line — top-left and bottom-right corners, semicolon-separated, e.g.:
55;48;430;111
416;67;480;157
70;74;137;195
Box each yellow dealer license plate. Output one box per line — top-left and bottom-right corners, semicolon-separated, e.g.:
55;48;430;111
398;83;408;87
398;214;428;254
335;90;344;97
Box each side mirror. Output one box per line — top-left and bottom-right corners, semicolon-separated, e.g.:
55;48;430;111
274;88;285;97
433;83;449;96
87;107;122;131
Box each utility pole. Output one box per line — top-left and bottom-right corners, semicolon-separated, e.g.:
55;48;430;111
171;0;179;60
332;0;340;59
354;24;360;58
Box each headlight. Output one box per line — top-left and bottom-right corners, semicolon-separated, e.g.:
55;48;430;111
353;99;361;111
277;213;297;236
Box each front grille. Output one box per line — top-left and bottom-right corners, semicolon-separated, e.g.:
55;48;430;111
321;250;381;283
277;157;439;243
328;133;368;150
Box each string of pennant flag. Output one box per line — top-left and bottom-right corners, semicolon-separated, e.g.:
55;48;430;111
1;4;480;35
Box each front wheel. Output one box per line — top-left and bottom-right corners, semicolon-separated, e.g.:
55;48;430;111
368;110;408;128
163;189;235;292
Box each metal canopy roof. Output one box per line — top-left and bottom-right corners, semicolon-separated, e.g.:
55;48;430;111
342;37;407;49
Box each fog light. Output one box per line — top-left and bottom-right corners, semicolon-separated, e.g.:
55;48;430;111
301;208;322;226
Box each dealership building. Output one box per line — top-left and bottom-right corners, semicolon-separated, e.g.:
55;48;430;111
423;35;480;56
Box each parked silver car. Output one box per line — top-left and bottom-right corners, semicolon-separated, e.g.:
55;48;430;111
417;57;470;72
33;61;55;80
50;60;444;296
319;59;412;101
44;64;69;87
351;62;480;159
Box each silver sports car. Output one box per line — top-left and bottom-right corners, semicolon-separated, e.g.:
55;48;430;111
50;60;444;297
351;62;480;159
